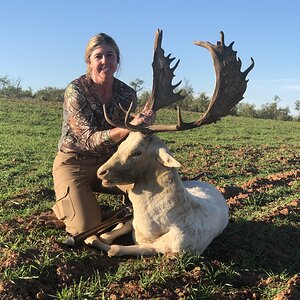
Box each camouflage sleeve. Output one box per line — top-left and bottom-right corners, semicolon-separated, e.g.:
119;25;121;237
64;84;117;152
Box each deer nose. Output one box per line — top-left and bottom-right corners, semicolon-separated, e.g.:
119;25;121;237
97;168;108;179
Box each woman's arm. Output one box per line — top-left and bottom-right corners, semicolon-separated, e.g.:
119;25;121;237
65;84;118;151
64;83;155;152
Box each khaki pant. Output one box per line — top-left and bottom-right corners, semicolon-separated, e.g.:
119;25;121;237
52;151;125;235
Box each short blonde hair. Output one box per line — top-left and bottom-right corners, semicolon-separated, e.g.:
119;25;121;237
85;33;120;78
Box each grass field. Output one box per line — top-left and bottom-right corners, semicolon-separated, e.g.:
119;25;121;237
0;99;299;299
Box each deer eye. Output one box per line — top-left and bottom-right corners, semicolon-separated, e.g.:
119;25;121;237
130;150;143;158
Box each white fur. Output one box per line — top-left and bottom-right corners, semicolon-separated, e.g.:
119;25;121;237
96;132;229;257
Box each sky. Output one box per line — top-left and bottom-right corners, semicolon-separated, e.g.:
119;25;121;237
1;0;300;114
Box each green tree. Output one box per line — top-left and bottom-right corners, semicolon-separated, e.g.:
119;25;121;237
237;102;257;118
192;92;210;112
257;95;292;121
295;100;300;120
176;80;194;110
0;75;10;90
129;78;144;95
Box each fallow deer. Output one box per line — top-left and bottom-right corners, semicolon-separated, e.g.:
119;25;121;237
86;29;254;256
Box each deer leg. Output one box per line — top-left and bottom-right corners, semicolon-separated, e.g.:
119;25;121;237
84;235;111;252
100;219;133;244
85;235;158;257
107;243;159;257
107;227;185;257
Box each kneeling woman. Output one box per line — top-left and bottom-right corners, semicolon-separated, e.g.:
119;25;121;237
52;33;154;237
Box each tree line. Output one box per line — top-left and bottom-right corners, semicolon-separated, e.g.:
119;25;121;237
1;75;300;121
0;75;64;102
130;79;300;122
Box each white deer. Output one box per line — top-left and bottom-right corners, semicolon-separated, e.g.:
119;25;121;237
95;131;229;256
85;29;254;257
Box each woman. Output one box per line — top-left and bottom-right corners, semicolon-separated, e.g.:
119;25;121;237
52;33;154;237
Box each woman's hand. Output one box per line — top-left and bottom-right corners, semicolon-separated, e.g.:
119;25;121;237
110;109;156;143
130;109;156;126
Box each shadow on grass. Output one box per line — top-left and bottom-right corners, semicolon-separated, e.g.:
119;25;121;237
205;218;300;273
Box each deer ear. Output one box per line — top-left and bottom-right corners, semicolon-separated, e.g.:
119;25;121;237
157;148;181;168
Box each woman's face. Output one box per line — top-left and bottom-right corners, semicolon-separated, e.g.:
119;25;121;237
88;44;118;83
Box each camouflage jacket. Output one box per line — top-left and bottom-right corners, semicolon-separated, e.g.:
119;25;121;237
58;75;137;160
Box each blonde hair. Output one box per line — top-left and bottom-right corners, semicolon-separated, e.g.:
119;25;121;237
85;33;120;78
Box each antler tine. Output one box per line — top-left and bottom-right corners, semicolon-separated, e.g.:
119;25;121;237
124;103;153;134
103;103;136;130
146;29;184;112
118;103;136;119
102;104;121;128
244;57;255;78
103;103;153;135
146;31;254;133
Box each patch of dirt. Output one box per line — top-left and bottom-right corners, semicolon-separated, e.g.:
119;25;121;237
260;198;300;222
260;273;300;300
218;169;300;210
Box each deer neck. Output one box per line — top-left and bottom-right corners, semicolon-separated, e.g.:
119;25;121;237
128;163;186;206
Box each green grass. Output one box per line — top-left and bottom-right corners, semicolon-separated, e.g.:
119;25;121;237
0;99;300;299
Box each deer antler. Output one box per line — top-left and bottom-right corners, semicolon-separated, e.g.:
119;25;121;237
102;102;154;134
145;31;254;132
192;31;254;126
103;29;184;134
145;29;184;111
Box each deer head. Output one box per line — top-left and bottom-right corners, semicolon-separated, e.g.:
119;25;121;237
97;132;181;188
104;29;254;133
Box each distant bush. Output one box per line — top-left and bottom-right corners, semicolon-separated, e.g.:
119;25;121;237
0;75;64;102
236;103;258;118
255;96;292;121
0;75;33;99
34;87;64;102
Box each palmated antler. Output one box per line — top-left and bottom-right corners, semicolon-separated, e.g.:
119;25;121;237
146;31;254;132
103;29;184;134
192;31;254;126
145;29;184;111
